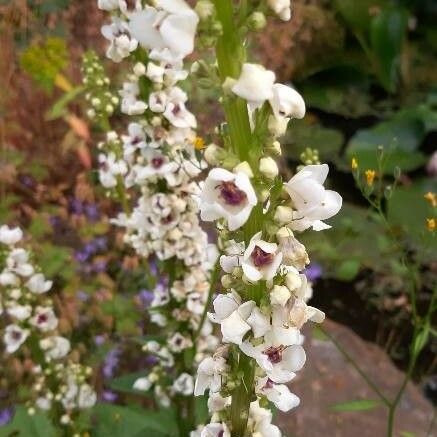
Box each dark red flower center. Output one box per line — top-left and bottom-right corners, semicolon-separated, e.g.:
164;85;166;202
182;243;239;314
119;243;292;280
218;181;247;206
161;214;173;225
151;157;164;169
251;246;274;267
263;346;285;364
37;313;48;324
11;330;22;341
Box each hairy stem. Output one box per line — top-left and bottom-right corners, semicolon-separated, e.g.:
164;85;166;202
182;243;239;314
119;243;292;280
212;0;263;434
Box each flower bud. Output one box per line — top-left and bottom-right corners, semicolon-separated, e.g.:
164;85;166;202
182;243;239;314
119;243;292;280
268;115;289;137
274;206;293;224
133;62;146;77
285;270;302;291
270;285;291;306
234;161;254;178
259;156;279;179
221;274;233;289
247;12;267;30
266;140;282;156
195;0;215;19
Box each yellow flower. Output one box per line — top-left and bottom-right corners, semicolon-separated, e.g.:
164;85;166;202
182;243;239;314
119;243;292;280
424;192;436;207
194;136;205;150
365;169;376;186
426;218;436;231
351;157;358;170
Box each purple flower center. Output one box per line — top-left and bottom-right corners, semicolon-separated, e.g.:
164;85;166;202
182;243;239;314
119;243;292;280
251;246;274;267
11;330;22;341
151;157;164;169
37;313;48;324
218;181;247;206
263;346;284;364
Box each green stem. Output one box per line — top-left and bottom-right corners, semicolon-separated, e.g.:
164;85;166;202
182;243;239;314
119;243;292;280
212;1;265;434
194;260;221;341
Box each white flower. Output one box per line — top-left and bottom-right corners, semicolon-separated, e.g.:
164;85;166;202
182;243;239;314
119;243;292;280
207;392;231;413
256;377;300;412
284;164;342;231
276;227;309;270
168;332;193;353
133;377;152;391
4;324;29;353
30;306;58;332
98;153;128;188
269;83;305;120
101;18;138;63
200;423;230;437
77;384;97;409
129;1;199;58
0;225;23;246
270;285;291;307
26;273;53;294
219;240;245;273
259;156;279;179
172;372;194;395
288;299;325;329
0;271;18;286
232;63;276;105
267;0;291;21
248;400;282;437
7;304;32;321
242;232;283;282
194;355;228;396
97;0;119;11
40;336;71;360
208;292;255;344
36;397;52;410
163;87;197;128
200;168;257;231
274;206;294;224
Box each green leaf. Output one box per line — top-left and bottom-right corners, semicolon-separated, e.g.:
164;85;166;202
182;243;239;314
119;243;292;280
284;119;344;162
345;106;435;173
46;85;85;120
92;403;177;437
0;406;57;437
335;259;361;281
331;399;381;412
412;325;430;357
334;0;388;36
370;7;408;92
387;178;437;253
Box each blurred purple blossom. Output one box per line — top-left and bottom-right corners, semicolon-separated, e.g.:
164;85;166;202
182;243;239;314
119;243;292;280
139;289;154;308
18;174;35;189
305;263;323;282
103;348;121;379
102;390;118;403
84;203;100;221
77;290;89;302
94;335;106;346
0;407;14;426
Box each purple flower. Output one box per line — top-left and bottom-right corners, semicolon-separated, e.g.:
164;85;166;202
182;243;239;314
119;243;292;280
0;407;14;426
94;236;108;251
69;197;84;215
94;335;106;346
85;203;100;221
138;289;154;307
145;355;159;366
19;175;35;189
102;390;118;403
75;250;89;264
77;290;90;302
103;348;121;379
93;260;107;273
305;263;323;282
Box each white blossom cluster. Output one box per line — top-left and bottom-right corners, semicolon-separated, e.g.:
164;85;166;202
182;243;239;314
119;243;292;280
192;4;342;435
95;0;219;402
0;225;96;425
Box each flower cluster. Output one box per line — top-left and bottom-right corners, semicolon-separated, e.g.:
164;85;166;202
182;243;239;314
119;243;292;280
0;225;96;430
82;51;120;121
192;2;342;435
94;0;218;411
